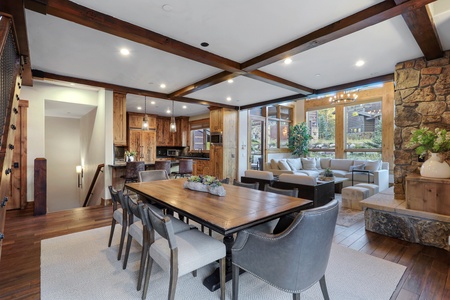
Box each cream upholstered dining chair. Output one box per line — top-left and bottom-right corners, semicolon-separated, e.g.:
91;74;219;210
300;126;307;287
141;205;226;300
232;199;338;300
107;186;128;261
122;198;194;291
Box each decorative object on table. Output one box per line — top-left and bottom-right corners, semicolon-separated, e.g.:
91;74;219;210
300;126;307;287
320;168;335;181
125;150;137;162
408;127;450;178
184;175;226;196
288;122;312;157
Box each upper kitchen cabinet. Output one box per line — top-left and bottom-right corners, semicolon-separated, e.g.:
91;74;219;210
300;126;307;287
128;129;156;163
128;112;156;129
156;116;189;147
113;92;127;146
210;108;223;133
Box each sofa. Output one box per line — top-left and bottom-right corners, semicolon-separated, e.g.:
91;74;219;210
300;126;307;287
264;157;389;192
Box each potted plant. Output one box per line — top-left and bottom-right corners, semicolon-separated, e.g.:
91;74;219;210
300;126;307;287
125;150;137;162
321;168;334;181
288;122;312;157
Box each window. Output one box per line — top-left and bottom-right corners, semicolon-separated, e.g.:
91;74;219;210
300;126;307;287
306;107;335;158
345;102;382;160
266;105;293;149
190;119;210;150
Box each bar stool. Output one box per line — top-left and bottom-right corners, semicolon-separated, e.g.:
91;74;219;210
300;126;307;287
154;160;171;178
174;159;193;178
122;161;145;191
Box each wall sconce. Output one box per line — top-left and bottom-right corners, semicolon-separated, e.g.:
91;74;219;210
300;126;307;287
76;165;83;188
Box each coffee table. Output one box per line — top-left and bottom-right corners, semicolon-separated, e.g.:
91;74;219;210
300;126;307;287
318;177;349;193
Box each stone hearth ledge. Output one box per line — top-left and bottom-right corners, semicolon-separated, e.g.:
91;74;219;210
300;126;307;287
361;187;450;251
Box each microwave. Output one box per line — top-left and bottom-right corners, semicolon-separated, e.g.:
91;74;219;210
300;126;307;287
167;149;180;156
210;132;222;145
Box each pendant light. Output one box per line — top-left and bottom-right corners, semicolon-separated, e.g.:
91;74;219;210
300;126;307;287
170;100;177;133
142;96;149;130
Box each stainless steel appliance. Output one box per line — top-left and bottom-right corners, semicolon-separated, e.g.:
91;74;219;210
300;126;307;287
210;132;222;145
167;149;180;156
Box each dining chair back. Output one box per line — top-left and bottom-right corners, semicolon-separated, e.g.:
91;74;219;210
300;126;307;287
233;179;259;190
139;170;169;182
107;186;128;261
154;160;171;178
174;159;193;178
231;199;339;300
122;161;145;191
264;184;298;197
141;205;226;300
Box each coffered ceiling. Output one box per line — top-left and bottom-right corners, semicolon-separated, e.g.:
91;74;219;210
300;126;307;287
2;0;450;117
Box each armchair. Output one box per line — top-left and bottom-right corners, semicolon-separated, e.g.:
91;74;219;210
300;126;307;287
232;199;339;300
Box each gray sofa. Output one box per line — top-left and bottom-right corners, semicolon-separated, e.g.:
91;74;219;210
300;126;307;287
264;157;389;192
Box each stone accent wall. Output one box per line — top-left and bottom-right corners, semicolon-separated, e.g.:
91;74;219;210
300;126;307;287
394;51;450;200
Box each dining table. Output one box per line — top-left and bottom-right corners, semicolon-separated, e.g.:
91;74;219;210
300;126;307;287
125;178;312;292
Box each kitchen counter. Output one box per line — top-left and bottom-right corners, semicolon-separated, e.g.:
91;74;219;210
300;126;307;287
155;156;210;161
109;161;179;168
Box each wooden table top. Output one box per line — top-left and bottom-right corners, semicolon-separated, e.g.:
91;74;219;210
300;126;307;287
126;178;312;235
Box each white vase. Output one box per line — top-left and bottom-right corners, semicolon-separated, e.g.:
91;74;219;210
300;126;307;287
420;152;450;179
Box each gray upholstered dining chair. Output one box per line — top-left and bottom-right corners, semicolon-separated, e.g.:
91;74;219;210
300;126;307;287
232;179;259;190
141;205;226;300
231;199;339;300
122;199;194;291
139;170;169;182
107;186;128;261
264;184;298;197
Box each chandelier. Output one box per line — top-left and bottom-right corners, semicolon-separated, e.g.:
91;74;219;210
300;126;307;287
329;92;358;105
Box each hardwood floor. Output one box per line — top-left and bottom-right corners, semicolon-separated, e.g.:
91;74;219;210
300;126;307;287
0;202;449;299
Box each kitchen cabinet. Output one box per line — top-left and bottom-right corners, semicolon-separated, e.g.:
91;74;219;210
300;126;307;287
156;116;189;146
128;112;156;129
210;108;223;132
113;92;127;146
128;129;156;163
193;160;212;176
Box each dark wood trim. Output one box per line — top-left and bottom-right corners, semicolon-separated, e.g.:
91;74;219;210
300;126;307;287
395;1;443;60
240;94;306;110
32;70;239;109
244;70;314;94
315;73;394;95
241;0;438;71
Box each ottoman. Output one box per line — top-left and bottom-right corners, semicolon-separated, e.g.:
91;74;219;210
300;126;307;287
341;186;370;210
354;183;379;197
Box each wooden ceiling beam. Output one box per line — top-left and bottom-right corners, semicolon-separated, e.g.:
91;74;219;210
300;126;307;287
394;0;442;60
241;0;437;72
25;0;242;73
169;71;238;98
32;69;238;109
244;70;314;94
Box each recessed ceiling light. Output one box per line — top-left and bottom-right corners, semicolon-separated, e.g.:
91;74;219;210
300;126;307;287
70;83;75;86
200;42;209;47
355;60;365;67
150;101;156;105
166;109;171;114
227;79;234;83
182;105;187;109
160;83;166;89
120;48;130;56
137;106;142;110
315;74;321;77
226;97;232;101
284;58;292;65
162;4;173;12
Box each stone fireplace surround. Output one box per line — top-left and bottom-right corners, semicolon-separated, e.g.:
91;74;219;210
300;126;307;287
363;51;450;251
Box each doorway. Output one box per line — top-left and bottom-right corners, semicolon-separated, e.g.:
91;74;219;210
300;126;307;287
249;118;265;171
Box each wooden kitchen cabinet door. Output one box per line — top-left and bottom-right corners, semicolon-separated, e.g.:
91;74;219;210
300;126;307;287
140;131;156;162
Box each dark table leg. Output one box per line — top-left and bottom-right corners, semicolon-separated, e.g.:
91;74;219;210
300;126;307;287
335;182;343;193
203;234;236;291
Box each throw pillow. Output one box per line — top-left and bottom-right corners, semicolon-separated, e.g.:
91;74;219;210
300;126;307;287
349;163;366;171
320;158;331;169
278;159;291;171
315;157;321;169
365;160;381;171
286;158;302;171
301;158;317;170
270;159;279;169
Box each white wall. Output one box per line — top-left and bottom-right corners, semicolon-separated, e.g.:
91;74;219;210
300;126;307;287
45;117;81;212
20;81;101;203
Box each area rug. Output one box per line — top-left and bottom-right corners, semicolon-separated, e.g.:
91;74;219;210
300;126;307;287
41;226;405;300
335;194;365;227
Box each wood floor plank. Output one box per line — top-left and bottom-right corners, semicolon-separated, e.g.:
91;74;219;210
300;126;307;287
1;202;450;300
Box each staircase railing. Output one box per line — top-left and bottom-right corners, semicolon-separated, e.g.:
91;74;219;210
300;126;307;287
83;163;104;207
